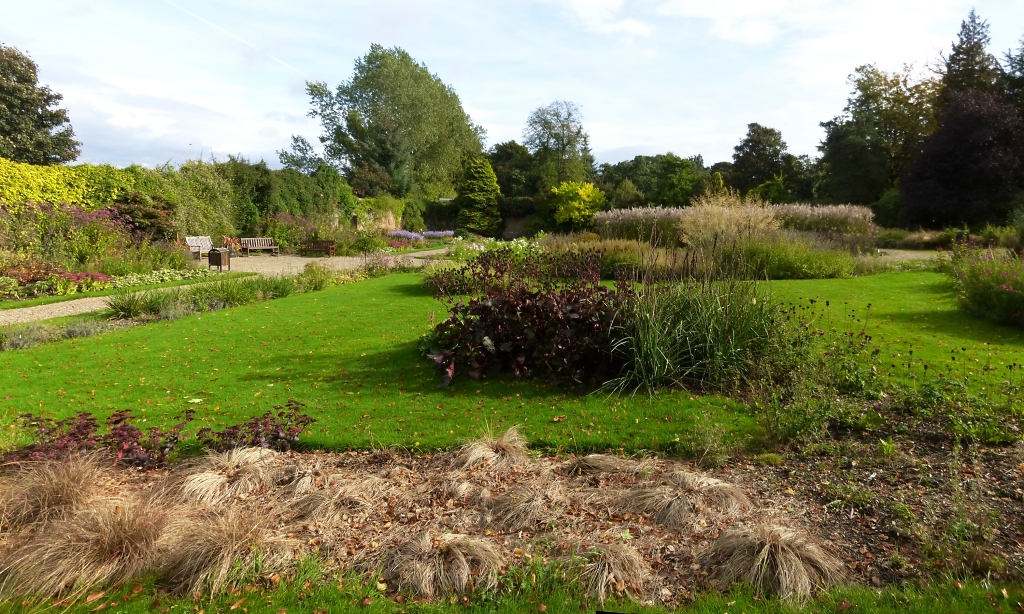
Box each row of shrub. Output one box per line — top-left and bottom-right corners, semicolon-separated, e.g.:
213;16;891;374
0;268;219;301
103;263;357;321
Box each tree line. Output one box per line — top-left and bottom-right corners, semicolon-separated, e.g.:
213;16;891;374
3;10;1024;234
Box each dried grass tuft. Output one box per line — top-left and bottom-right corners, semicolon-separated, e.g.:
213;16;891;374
486;480;565;531
457;426;528;471
698;523;845;603
175;448;282;505
292;477;391;524
669;472;752;513
619;487;695;528
576;542;650;603
159;508;291;595
381;531;503;598
0;498;165;597
564;454;640;475
0;455;106;531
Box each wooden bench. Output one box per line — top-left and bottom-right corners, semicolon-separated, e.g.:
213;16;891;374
185;236;213;259
240;237;280;256
300;239;336;257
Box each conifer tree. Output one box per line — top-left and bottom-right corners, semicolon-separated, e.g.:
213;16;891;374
455;157;502;236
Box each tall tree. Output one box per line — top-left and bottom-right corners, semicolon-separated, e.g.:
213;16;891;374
522;101;594;189
939;10;1001;103
817;119;889;203
901;90;1024;228
283;44;483;198
731;123;787;194
0;44;80;165
1002;38;1024;115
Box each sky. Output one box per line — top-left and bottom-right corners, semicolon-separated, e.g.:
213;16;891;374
2;1;1022;168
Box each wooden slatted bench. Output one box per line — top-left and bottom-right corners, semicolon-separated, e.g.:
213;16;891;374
185;236;213;259
300;239;336;257
240;237;280;256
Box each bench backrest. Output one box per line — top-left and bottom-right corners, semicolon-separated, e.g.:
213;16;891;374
241;237;275;248
185;236;213;251
305;239;335;248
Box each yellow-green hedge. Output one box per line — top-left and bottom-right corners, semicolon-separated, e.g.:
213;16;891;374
0;157;135;212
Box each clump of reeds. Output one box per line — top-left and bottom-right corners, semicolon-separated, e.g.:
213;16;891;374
574;542;651;603
174;447;283;505
159;508;292;595
380;531;504;598
698;523;845;603
457;426;529;471
486;480;566;531
564;454;646;476
0;455;105;530
292;476;392;524
0;498;166;597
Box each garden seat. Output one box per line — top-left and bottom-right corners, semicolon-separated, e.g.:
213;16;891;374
300;239;336;257
185;236;213;259
240;237;280;256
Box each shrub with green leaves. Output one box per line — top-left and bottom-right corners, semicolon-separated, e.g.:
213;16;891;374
550;181;605;229
0;157;134;211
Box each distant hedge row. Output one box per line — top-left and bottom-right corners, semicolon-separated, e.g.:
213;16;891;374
0;157;357;237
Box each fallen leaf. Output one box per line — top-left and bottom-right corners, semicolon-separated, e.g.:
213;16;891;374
230;597;247;610
539;605;547;612
91;604;106;612
362;597;373;607
837;599;853;611
376;582;387;591
552;415;567;423
86;592;105;604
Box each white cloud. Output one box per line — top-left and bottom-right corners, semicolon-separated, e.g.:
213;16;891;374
552;0;655;37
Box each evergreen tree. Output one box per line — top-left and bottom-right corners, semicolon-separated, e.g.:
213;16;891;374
1002;38;1024;115
0;44;80;165
939;10;1001;103
455;157;502;236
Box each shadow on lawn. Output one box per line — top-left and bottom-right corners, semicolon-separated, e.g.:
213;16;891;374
884;310;1024;347
240;340;567;402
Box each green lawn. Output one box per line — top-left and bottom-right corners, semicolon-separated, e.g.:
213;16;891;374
6;570;1021;614
2;271;1022;454
0;273;746;453
771;271;1024;389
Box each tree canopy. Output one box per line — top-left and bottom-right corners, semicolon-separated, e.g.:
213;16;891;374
284;44;483;199
901;90;1024;228
0;43;80;165
730;123;788;194
522;101;594;188
939;9;1001;102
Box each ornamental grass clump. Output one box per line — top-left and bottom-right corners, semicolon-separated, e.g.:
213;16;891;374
945;242;1024;327
769;204;875;235
0;498;166;598
698;523;844;603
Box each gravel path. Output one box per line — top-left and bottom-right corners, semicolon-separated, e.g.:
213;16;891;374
0;249;447;326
